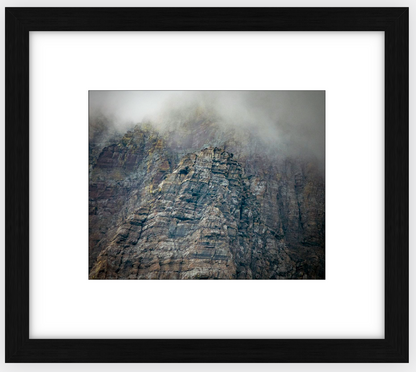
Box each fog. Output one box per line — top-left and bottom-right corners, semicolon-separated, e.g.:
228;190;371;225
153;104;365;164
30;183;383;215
89;90;325;165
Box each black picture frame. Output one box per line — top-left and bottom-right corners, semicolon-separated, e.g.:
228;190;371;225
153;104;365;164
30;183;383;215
5;7;409;363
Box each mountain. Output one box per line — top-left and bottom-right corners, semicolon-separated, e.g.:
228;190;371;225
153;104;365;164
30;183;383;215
89;109;325;279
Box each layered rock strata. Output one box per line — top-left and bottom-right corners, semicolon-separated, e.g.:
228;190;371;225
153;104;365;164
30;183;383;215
89;122;325;279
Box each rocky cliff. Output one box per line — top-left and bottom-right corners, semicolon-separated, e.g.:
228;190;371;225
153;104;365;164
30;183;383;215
89;111;325;279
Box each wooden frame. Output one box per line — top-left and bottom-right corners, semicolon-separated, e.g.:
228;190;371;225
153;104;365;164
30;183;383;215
5;7;409;362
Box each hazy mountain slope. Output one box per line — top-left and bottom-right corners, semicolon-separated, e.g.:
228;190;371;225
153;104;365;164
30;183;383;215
89;110;325;279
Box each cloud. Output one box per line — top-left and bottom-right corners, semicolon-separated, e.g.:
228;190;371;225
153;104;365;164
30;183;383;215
89;90;325;166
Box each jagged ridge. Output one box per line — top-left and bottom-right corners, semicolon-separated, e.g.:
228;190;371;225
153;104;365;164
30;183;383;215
89;142;324;279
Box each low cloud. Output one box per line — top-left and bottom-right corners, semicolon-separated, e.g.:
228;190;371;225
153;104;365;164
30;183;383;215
89;90;325;166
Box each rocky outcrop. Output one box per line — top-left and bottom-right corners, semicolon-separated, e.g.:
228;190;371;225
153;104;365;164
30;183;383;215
88;126;178;267
91;147;289;279
89;105;325;280
89;120;325;279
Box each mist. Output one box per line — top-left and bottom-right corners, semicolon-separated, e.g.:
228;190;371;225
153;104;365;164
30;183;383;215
89;90;325;166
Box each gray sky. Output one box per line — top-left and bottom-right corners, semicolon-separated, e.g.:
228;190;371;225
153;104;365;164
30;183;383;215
89;90;325;164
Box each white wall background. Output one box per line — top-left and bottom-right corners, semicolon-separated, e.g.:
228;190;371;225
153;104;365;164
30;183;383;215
0;0;413;371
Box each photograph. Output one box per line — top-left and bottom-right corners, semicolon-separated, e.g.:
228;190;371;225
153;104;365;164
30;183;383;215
89;91;325;279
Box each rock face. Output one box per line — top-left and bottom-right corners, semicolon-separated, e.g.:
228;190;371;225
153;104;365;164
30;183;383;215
89;115;325;279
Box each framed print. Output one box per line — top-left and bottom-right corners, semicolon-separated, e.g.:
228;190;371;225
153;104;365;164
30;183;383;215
5;8;409;362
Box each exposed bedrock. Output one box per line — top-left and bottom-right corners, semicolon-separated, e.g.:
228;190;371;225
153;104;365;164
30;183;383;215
89;124;325;280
